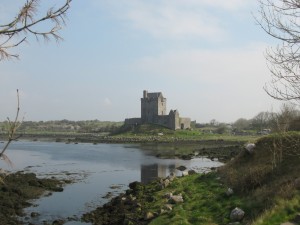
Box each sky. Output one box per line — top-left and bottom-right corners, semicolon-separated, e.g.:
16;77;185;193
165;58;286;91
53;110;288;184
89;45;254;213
0;0;284;123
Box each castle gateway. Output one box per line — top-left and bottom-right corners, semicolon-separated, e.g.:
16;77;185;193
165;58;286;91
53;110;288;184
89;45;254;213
125;90;191;130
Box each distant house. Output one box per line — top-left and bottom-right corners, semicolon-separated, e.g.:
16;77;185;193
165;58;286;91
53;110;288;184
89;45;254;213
125;90;191;130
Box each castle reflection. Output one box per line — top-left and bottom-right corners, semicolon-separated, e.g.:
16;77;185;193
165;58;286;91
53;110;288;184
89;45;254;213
141;164;177;184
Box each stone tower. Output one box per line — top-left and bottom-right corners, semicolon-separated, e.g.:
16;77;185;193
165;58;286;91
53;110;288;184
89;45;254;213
141;90;166;123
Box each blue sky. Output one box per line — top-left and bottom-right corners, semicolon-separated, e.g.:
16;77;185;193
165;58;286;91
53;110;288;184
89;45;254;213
1;0;282;123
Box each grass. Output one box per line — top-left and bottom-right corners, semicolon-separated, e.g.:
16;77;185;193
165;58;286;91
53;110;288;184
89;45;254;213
114;124;259;143
149;173;246;225
149;132;300;225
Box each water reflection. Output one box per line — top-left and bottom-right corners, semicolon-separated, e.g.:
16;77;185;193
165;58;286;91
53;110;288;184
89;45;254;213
141;164;165;184
0;141;223;225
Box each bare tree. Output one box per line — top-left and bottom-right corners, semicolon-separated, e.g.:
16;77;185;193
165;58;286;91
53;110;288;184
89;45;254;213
272;103;299;132
0;90;23;161
0;0;72;60
256;0;300;102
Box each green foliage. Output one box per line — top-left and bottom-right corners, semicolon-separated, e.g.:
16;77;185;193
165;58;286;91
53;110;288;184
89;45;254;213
0;120;123;135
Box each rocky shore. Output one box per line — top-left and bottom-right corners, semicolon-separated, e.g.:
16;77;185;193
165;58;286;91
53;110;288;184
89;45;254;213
0;172;69;225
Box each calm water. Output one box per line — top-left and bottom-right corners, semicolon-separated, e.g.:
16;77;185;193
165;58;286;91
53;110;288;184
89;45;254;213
0;141;223;225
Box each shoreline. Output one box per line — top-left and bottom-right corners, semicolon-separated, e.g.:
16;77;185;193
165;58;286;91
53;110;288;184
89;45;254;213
0;136;246;224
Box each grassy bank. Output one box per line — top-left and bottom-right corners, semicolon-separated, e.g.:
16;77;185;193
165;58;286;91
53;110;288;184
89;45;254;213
0;124;260;144
82;132;300;225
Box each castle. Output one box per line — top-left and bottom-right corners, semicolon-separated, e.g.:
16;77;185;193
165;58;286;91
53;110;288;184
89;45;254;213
125;90;191;130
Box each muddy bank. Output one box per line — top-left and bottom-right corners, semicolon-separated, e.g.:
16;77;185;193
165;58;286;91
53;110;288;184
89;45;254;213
0;172;69;225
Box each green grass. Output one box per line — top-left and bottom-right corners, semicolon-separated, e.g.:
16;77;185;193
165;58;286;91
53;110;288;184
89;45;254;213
253;194;300;225
147;173;247;225
114;124;259;142
148;132;300;225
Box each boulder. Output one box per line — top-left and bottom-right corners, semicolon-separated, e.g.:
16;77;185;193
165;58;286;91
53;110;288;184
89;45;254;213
280;223;296;225
230;207;245;221
129;181;142;190
188;170;197;175
162;179;170;188
182;171;189;177
164;192;173;199
30;212;40;218
245;143;255;154
176;165;187;171
163;204;173;211
167;172;176;181
169;194;184;204
226;188;234;196
144;211;154;220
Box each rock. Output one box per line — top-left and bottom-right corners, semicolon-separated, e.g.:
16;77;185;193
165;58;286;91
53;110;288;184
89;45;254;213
230;207;245;221
228;222;241;225
182;171;189;177
181;155;192;160
102;192;113;199
129;181;142;190
226;188;234;196
162;179;170;188
169;194;184;204
164;192;173;199
245;143;255;154
176;165;187;171
167;172;176;181
188;170;196;175
144;211;154;220
30;212;40;217
280;223;296;225
294;178;300;190
163;204;173;211
52;219;65;225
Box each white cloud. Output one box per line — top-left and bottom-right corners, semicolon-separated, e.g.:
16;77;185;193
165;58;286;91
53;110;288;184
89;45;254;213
125;3;225;40
134;43;269;84
93;0;254;40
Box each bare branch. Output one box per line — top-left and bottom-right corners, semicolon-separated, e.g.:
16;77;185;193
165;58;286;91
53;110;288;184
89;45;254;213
256;0;300;103
0;90;23;158
0;0;72;60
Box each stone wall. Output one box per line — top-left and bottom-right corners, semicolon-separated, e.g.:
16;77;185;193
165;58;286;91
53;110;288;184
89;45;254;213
180;118;191;129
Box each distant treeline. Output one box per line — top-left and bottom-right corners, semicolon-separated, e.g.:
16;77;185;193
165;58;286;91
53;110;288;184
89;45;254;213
0;120;124;134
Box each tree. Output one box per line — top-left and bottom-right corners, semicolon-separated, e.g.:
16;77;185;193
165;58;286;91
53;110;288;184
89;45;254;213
0;90;22;163
251;111;274;131
256;0;300;102
272;103;299;132
0;0;72;60
233;118;250;131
